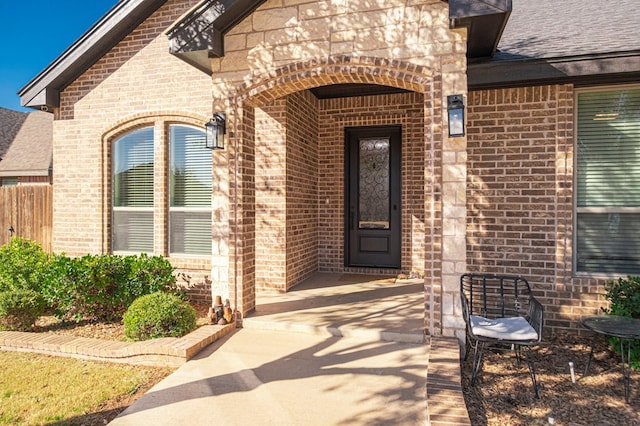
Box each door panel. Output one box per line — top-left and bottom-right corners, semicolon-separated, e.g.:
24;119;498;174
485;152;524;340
345;126;401;268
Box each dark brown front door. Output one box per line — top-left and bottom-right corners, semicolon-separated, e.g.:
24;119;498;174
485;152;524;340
345;126;401;268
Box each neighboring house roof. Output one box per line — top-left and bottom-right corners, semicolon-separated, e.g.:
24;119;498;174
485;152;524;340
0;108;28;159
468;0;640;88
0;109;53;177
18;0;640;110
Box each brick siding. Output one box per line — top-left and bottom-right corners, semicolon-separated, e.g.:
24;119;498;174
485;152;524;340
53;0;213;296
467;85;609;333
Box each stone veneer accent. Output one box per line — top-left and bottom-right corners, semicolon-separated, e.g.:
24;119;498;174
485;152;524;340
209;0;467;332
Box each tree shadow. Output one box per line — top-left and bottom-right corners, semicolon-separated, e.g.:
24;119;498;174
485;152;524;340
115;329;427;425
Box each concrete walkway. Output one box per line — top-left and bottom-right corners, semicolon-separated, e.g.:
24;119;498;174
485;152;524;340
110;273;470;425
110;328;429;425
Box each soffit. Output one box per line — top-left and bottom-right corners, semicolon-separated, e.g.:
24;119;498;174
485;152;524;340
166;0;266;74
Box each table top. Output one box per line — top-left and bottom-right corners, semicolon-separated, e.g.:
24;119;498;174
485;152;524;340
581;315;640;339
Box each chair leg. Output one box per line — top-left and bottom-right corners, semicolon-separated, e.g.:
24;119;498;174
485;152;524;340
524;346;540;399
470;340;486;385
513;344;522;367
464;333;472;361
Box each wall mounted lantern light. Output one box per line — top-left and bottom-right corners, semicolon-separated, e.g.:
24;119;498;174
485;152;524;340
447;94;465;137
205;112;226;150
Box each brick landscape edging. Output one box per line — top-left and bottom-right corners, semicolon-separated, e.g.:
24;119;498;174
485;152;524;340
0;323;236;368
426;337;472;425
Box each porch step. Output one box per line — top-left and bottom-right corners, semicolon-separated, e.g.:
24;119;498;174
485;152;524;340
241;316;425;344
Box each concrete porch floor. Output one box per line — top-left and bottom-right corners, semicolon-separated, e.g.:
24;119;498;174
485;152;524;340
244;273;426;344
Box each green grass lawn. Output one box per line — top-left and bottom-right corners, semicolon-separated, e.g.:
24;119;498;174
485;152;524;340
0;351;172;425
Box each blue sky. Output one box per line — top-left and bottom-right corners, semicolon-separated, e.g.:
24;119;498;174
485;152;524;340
0;1;116;111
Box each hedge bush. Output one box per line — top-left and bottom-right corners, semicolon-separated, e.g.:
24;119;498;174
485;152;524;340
0;238;181;323
42;253;178;322
123;292;196;341
0;290;46;331
0;238;49;292
602;276;640;370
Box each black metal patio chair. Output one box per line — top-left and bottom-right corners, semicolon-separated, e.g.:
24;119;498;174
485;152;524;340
460;273;544;398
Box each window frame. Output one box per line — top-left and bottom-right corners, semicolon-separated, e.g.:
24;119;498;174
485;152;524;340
573;83;640;277
111;125;155;255
167;123;213;258
108;117;214;262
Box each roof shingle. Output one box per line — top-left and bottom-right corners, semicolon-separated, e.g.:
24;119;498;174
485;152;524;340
497;0;640;60
0;109;52;177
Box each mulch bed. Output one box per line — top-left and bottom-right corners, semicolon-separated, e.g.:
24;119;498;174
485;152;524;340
32;303;212;341
461;332;640;425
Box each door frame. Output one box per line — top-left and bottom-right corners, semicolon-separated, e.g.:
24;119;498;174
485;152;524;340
344;125;402;268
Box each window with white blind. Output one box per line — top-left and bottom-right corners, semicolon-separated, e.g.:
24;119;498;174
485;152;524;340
169;125;212;255
112;127;154;253
576;87;640;274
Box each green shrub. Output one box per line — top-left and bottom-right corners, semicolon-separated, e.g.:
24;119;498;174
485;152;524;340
123;292;196;341
41;253;178;322
126;253;179;303
41;254;92;321
0;238;49;292
0;290;46;331
602;276;640;370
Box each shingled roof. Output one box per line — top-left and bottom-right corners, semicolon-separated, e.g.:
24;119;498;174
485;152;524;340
497;0;640;60
0;108;28;159
0;109;52;177
468;0;640;88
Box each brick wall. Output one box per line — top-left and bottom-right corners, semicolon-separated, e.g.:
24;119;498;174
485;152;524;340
467;85;609;332
53;0;213;298
285;91;320;288
255;99;288;291
49;0;468;326
254;91;319;293
317;92;428;274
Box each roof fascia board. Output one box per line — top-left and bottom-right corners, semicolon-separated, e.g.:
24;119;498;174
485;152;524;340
18;0;167;110
448;0;512;58
468;51;640;89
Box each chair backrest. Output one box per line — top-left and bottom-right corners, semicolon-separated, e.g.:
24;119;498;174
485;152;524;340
461;273;533;319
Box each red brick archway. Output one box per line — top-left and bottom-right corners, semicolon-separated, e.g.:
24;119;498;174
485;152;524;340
221;55;443;336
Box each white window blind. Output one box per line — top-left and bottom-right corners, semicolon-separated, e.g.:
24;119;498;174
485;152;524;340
576;87;640;274
169;125;212;255
112;127;154;253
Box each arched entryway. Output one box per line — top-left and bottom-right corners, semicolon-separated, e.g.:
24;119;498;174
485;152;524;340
216;55;444;336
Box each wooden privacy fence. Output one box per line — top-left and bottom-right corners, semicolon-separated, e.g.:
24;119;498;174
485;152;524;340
0;185;53;252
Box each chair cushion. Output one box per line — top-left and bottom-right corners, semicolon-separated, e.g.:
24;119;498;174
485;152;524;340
470;315;539;341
